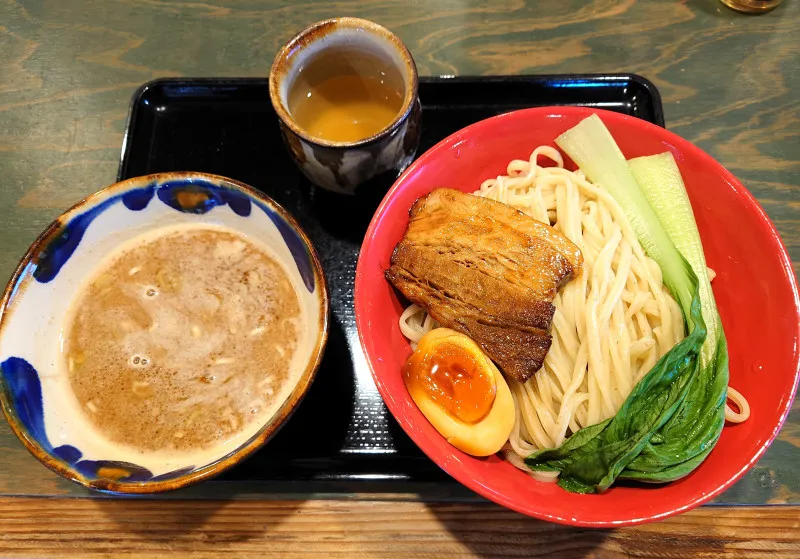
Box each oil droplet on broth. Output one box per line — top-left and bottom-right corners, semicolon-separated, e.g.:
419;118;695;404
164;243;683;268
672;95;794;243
129;354;150;368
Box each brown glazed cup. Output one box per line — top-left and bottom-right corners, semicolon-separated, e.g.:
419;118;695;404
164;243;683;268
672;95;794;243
269;18;421;195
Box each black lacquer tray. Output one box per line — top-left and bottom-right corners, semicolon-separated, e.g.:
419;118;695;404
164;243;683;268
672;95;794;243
119;74;665;490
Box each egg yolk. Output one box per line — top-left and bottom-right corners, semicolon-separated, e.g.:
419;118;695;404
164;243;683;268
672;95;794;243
403;341;496;423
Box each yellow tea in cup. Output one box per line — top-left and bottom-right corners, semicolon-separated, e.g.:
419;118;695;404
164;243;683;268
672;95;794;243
287;52;405;143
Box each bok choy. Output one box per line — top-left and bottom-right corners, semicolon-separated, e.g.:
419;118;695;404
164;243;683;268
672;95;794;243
524;115;728;493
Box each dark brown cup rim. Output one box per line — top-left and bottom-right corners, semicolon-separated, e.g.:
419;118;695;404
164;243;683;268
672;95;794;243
269;17;419;149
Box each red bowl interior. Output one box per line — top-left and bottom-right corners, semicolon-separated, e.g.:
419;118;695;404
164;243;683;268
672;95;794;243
354;107;800;527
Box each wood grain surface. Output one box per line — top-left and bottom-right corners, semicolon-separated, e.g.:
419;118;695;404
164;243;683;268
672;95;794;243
0;498;798;558
0;0;798;543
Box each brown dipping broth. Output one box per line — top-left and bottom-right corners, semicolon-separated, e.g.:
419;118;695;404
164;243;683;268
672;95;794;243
64;227;301;453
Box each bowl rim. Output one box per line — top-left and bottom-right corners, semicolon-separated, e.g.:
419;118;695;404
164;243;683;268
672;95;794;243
354;106;800;527
0;171;331;494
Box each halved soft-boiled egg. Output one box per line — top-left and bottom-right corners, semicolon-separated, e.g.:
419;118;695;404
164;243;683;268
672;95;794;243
403;328;515;457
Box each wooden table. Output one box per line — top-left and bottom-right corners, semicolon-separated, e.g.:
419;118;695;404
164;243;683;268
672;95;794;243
1;0;798;556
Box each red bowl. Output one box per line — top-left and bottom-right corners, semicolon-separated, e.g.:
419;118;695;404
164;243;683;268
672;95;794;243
354;107;800;527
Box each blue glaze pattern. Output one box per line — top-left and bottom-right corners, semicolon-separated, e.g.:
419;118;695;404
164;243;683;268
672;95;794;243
30;176;313;294
1;357;48;444
33;184;156;284
153;178;315;292
122;183;156;211
157;179;252;216
73;460;153;482
32;197;118;284
32;179;254;284
253;199;316;293
0;357;193;484
53;445;83;464
156;179;316;290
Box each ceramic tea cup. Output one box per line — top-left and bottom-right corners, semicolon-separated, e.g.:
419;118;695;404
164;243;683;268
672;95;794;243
269;18;421;195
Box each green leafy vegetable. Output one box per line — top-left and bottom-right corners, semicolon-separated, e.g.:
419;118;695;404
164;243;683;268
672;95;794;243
523;115;728;493
623;152;728;482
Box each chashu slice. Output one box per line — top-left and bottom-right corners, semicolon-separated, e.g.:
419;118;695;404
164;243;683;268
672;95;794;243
385;188;582;383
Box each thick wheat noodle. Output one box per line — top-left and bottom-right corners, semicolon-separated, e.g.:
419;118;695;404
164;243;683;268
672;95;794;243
726;386;750;422
397;145;749;482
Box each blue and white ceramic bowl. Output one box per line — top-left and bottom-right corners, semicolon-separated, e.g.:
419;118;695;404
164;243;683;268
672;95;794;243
0;172;329;493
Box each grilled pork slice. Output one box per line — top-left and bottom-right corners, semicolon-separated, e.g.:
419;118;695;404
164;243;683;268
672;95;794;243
385;188;582;383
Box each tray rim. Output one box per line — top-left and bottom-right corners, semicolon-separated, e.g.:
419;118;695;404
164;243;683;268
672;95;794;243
117;73;664;181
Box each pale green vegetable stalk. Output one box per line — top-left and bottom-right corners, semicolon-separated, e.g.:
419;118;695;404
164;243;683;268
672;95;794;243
524;115;727;492
554;116;696;322
623;152;728;482
628;152;719;365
